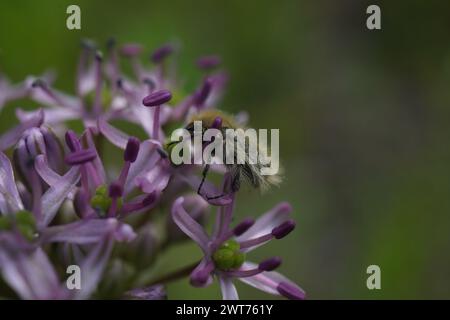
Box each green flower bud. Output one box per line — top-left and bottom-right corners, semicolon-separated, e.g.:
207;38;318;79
212;240;246;271
0;216;12;231
15;211;37;241
90;184;123;216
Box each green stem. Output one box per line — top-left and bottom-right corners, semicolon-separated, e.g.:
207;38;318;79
147;261;200;286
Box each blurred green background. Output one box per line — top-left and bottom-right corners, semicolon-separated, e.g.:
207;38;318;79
1;0;450;299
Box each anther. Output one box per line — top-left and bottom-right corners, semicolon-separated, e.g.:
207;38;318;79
258;257;282;272
124;137;140;163
151;44;173;63
233;218;255;236
271;220;296;239
65;149;97;165
143;90;172;107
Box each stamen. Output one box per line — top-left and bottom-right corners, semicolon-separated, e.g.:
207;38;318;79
196;55;221;70
142;90;172;107
225;257;281;278
271;219;296;239
65;149;96;166
80;38;96;50
120;192;157;216
93;50;103;116
238;233;273;249
107;181;123;217
116;78;123;89
194;77;213;107
239;220;296;249
277;282;306;300
65;130;81;152
143;77;156;93
225;268;261;278
120;43;143;57
124;137;140;163
233;218;255;236
258;257;282;271
151;44;173;63
143;90;172;140
118;137;140;188
106;37;116;50
108;181;123;198
211;116;223;130
212;218;254;250
106;38;120;84
65;149;97;165
31;79;67;107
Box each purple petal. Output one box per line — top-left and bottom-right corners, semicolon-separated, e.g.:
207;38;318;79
0;109;44;151
237;262;305;299
74;237;114;299
124;139;162;194
40;166;80;228
190;258;214;287
34;155;62;186
235;202;292;244
219;276;239;300
42;218;136;244
171;197;210;253
136;162;171;194
28;78;79;108
125;285;167;300
16;107;80;125
0;237;66;299
0;151;24;213
97;117;130;149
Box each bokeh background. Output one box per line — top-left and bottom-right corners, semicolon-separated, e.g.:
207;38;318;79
1;0;450;299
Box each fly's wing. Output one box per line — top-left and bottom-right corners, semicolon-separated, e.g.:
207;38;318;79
223;128;282;191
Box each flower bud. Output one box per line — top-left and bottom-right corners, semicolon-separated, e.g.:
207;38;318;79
13;126;64;190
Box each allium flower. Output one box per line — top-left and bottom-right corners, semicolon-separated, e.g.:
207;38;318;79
61;129;158;219
0;151;135;299
171;190;305;300
20;42;138;128
0;39;305;300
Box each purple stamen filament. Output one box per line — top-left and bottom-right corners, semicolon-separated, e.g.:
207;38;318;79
224;267;262;278
93;52;103;116
238;233;273;249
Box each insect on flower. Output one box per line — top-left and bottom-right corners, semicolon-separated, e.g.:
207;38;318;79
166;109;282;202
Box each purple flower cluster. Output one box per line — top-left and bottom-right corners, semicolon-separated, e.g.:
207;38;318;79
0;40;304;300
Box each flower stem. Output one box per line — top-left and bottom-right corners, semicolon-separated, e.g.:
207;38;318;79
147;261;200;286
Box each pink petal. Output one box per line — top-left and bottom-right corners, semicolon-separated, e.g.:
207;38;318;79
0;109;44;151
171;197;210;253
0;151;24;213
97;117;130;149
219;276;239;300
40;166;80;228
237;262;305;299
